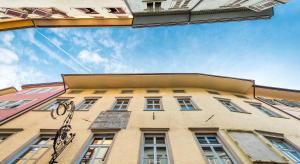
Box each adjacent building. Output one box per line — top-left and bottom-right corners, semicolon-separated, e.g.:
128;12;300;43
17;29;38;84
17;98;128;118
0;73;299;164
0;82;65;125
0;0;289;30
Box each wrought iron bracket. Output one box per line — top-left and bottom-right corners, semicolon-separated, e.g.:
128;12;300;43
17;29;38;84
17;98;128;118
49;101;76;164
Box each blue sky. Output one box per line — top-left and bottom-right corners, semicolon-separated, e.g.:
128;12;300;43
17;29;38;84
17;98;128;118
0;1;300;90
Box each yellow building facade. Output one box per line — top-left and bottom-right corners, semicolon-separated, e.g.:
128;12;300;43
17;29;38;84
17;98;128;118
0;74;300;164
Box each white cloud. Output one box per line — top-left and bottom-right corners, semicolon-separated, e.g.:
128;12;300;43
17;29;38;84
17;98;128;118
0;48;19;64
27;29;91;73
1;32;15;48
0;64;48;90
78;50;108;65
50;37;63;47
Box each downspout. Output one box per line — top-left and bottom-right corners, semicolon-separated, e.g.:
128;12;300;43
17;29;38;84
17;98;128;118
253;80;256;99
61;74;67;92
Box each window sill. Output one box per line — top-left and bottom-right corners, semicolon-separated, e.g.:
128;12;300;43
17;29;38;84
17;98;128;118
106;110;129;112
270;116;289;119
143;109;164;111
180;109;201;111
231;111;252;114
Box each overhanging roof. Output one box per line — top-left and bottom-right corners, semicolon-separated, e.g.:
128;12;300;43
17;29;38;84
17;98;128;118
63;73;254;94
0;87;17;96
255;85;300;101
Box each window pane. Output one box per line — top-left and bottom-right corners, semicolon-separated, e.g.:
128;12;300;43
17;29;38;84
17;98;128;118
81;135;114;163
202;146;213;154
93;159;104;164
197;137;207;144
83;147;96;160
154;105;160;109
157;147;168;164
207;137;218;144
31;147;47;159
145;137;154;144
144;147;154;164
156;137;165;144
93;138;103;145
95;147;108;159
103;138;113;145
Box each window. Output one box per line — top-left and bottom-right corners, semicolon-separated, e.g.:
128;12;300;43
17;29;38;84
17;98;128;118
275;99;300;108
249;103;283;118
257;97;279;105
112;98;130;110
145;98;162;111
68;90;83;94
196;134;234;164
80;134;114;163
170;0;191;9
0;133;12;143
93;90;106;94
173;89;185;93
76;98;98;111
147;90;159;94
145;1;163;12
266;137;300;163
41;98;70;111
0;100;30;109
207;91;220;95
121;90;133;94
234;95;248;99
105;7;125;14
11;136;54;163
217;99;248;113
76;8;98;14
22;87;58;94
176;97;197;110
141;134;169;164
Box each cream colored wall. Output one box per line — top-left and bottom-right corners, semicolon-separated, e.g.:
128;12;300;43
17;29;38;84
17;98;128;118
0;88;300;164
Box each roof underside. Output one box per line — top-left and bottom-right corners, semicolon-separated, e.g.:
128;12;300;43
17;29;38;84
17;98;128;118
63;73;254;94
255;85;300;101
0;0;287;30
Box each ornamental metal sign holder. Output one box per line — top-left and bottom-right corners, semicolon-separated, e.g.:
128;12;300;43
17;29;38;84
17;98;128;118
49;101;76;164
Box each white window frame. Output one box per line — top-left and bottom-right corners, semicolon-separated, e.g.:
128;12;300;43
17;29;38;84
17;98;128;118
216;98;249;114
144;97;163;111
175;96;198;111
111;98;131;111
39;98;71;111
144;0;164;12
195;134;236;164
140;132;171;164
78;134;115;164
9;135;54;163
248;102;283;118
266;136;300;163
0;100;31;109
76;98;99;111
21;87;59;94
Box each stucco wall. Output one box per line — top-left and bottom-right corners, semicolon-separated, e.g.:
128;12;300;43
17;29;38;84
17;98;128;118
0;88;299;163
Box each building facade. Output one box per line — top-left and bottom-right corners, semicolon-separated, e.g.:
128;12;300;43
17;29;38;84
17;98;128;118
0;82;65;125
0;0;288;30
0;74;300;164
